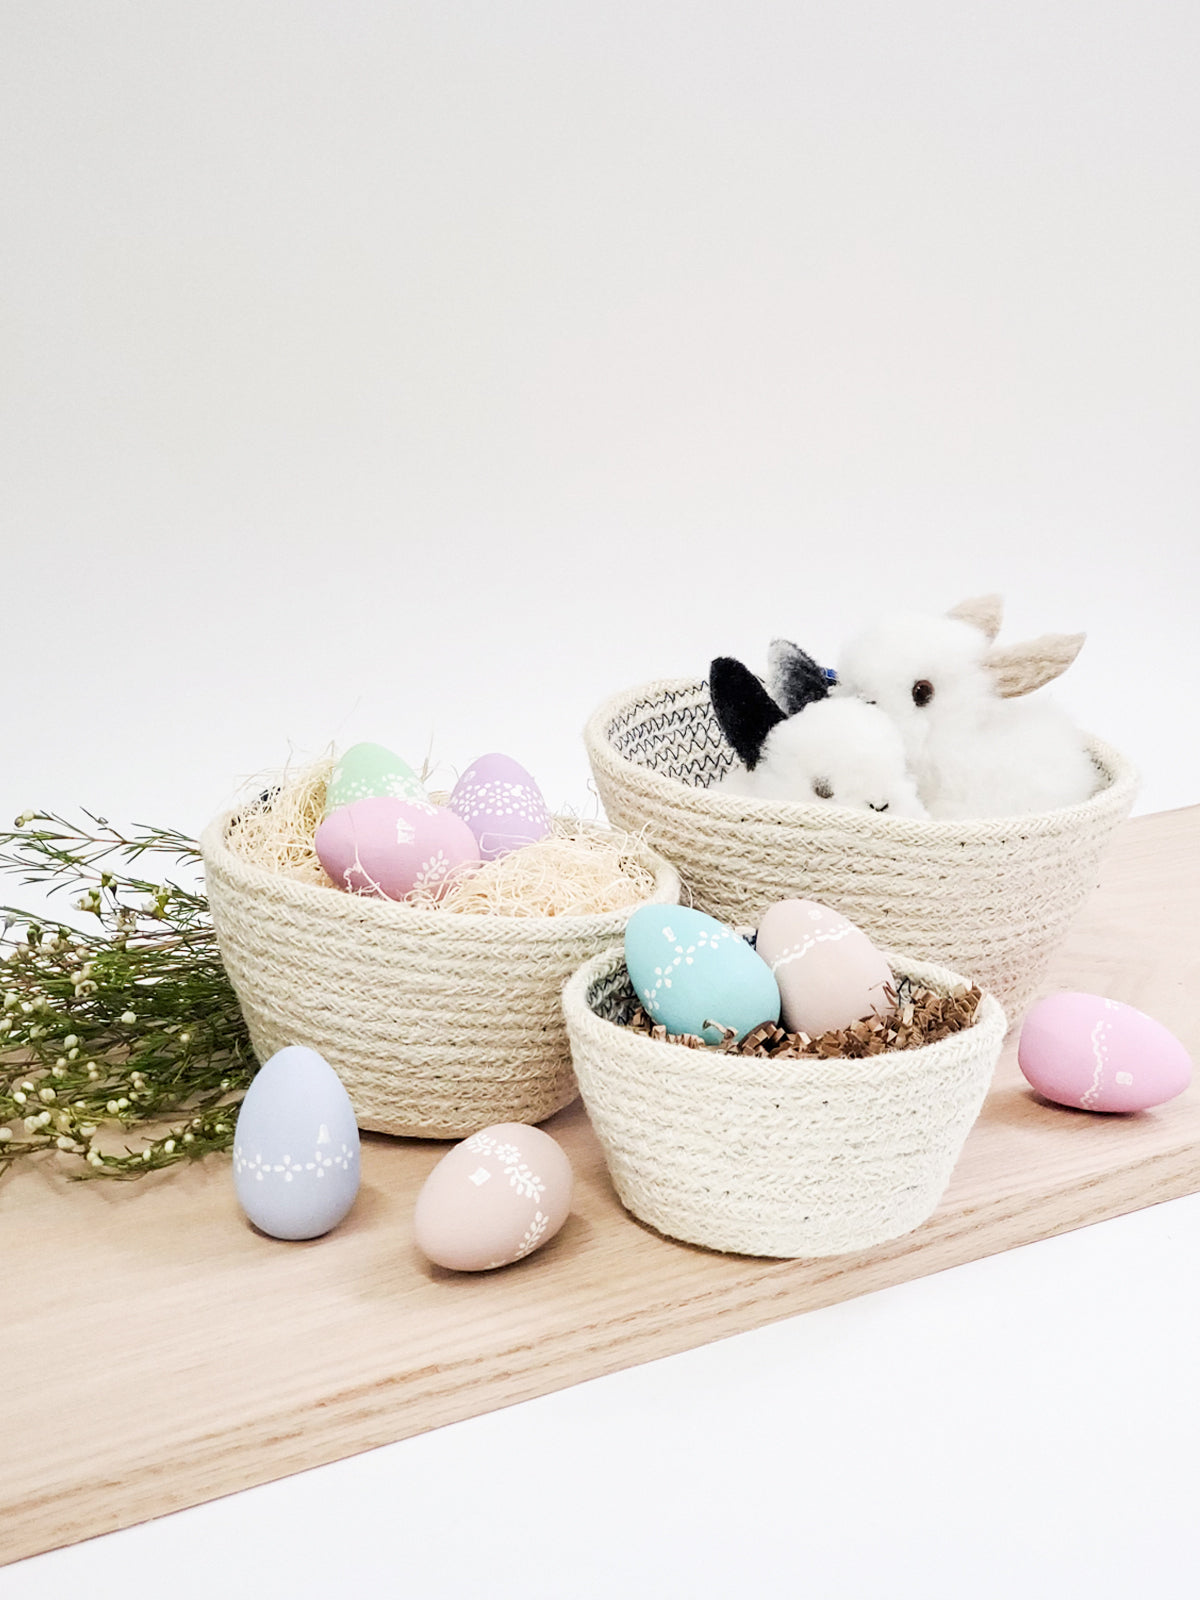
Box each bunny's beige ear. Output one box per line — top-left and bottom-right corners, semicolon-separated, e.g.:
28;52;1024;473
986;632;1086;697
947;594;1004;642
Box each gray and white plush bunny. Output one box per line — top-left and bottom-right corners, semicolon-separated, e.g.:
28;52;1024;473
709;649;927;817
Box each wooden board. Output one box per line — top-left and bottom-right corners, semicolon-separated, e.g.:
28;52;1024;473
3;807;1198;1567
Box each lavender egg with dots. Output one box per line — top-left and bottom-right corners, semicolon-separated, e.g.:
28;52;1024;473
447;753;552;862
233;1046;360;1240
624;904;780;1045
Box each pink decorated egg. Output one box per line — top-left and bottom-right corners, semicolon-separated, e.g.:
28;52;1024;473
1018;992;1193;1113
755;898;895;1038
447;752;551;862
314;796;480;901
413;1123;574;1272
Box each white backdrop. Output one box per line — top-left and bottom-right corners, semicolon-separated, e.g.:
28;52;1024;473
2;0;1198;845
3;6;1200;1596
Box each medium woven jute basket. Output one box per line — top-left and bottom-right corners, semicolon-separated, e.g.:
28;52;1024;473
584;677;1138;1022
563;946;1007;1257
201;811;680;1138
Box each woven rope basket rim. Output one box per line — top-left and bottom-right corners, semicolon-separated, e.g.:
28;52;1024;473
584;676;1139;839
199;809;683;940
564;943;1008;1092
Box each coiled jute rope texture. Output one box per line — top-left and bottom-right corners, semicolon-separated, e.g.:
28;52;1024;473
584;678;1138;1022
563;946;1007;1257
201;811;680;1138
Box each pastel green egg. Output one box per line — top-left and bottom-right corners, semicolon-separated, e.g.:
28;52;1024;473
323;742;426;816
624;904;780;1045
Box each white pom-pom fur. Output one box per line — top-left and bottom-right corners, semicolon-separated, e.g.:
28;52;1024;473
835;612;1098;819
719;697;928;817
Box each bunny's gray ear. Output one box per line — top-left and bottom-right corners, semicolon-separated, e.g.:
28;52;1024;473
766;639;830;715
709;657;786;770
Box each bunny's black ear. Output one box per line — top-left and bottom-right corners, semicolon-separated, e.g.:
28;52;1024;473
766;639;830;716
709;657;786;770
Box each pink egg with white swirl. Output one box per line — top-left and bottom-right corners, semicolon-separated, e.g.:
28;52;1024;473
1018;992;1192;1113
314;796;480;901
447;752;552;862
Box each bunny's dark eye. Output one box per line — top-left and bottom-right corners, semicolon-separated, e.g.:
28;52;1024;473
911;679;934;708
812;778;834;800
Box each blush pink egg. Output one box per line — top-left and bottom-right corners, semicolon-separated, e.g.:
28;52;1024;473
755;898;895;1038
447;752;551;862
413;1123;574;1272
314;796;480;901
1018;992;1193;1113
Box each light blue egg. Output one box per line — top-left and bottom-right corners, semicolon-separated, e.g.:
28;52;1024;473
233;1046;361;1240
624;904;780;1045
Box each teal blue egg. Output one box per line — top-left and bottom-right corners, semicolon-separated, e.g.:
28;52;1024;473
624;904;780;1045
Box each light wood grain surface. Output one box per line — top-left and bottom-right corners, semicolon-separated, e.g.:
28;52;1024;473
3;807;1197;1567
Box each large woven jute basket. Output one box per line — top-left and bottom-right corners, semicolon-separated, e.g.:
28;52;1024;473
563;945;1006;1257
584;677;1138;1022
201;811;680;1138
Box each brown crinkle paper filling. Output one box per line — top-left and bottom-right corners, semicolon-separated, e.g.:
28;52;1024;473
627;975;983;1059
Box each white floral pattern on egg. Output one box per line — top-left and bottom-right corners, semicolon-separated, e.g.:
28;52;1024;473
413;1122;573;1271
315;796;480;900
447;753;551;862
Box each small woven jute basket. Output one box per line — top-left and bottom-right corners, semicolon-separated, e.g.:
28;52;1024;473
563;945;1007;1257
584;677;1138;1022
201;811;680;1139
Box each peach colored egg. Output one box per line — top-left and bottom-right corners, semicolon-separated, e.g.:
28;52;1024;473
414;1123;574;1272
1018;992;1192;1113
314;796;479;901
755;898;895;1038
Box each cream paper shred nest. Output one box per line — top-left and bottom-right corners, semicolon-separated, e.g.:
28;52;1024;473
222;760;662;917
563;946;1007;1258
584;676;1139;1024
202;766;680;1137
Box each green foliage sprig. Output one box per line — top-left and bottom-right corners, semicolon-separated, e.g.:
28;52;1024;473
0;811;253;1178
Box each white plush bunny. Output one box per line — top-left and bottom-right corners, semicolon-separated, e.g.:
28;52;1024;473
831;596;1100;819
709;651;928;817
